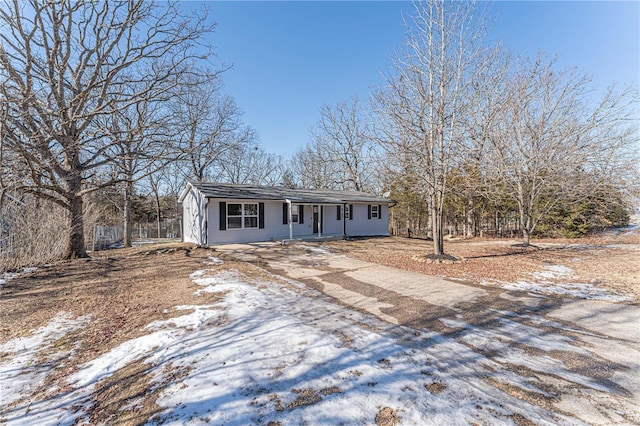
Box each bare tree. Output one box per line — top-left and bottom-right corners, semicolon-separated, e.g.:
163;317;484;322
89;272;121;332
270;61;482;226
173;80;253;182
310;96;377;191
0;0;218;258
483;55;639;245
138;163;187;242
374;0;491;256
460;49;513;238
289;144;336;190
103;97;174;247
219;145;284;186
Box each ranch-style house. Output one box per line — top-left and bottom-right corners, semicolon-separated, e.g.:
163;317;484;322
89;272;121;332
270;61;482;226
179;182;393;245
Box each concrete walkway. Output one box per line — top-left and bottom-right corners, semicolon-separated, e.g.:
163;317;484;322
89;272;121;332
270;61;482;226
217;241;639;343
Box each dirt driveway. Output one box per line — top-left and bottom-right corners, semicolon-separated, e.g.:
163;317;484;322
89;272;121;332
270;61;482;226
217;239;640;425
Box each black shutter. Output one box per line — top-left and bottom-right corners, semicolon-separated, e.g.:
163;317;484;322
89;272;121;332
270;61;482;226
320;206;324;233
219;202;227;230
299;205;304;224
378;204;382;220
337;205;342;220
368;204;372;220
349;204;353;220
282;203;288;224
259;202;265;228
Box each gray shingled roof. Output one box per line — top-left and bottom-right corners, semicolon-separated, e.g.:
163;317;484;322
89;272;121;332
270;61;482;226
190;182;393;204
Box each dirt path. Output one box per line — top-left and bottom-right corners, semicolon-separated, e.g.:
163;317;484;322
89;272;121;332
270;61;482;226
217;239;640;425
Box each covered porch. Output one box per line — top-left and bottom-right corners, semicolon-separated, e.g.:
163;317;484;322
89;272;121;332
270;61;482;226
282;199;349;241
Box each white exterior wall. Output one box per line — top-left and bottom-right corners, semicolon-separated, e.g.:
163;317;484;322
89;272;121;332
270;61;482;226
344;203;389;237
208;199;291;244
182;187;207;245
321;205;345;236
190;196;390;245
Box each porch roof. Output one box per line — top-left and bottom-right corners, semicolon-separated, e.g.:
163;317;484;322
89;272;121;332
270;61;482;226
189;182;393;204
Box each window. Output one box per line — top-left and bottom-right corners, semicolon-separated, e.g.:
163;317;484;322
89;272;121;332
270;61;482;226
344;205;350;220
228;203;259;229
371;205;379;219
291;205;299;223
244;203;258;228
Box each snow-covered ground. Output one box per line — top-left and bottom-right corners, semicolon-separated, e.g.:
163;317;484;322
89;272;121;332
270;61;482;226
1;257;637;425
0;312;90;408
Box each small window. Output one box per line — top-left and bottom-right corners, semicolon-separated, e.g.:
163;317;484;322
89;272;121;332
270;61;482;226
291;205;299;223
371;205;379;219
228;203;259;229
344;205;350;220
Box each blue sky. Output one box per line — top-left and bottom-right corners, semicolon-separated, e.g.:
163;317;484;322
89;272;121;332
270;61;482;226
190;1;639;157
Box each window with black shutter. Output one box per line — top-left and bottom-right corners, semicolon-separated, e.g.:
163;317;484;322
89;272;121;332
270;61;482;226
370;205;379;219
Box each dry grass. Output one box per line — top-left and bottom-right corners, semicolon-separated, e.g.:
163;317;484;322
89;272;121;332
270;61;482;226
1;243;217;348
0;198;69;271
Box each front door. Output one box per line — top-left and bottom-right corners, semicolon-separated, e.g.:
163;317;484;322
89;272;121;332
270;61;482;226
313;206;319;233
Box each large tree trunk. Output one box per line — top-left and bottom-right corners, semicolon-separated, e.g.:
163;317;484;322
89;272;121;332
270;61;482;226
65;193;87;258
518;206;533;246
432;209;444;256
123;179;133;247
431;192;445;256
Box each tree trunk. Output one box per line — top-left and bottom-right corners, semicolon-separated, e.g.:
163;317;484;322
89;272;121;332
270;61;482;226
155;196;161;238
466;198;474;238
431;193;444;256
65;193;87;258
519;207;532;246
123;179;133;247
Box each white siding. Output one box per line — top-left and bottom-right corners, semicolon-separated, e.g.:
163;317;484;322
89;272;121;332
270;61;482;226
345;203;389;237
182;187;207;245
322;205;345;236
208;199;291;244
187;196;390;245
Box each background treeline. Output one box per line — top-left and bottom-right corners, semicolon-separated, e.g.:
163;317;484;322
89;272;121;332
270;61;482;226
1;0;638;269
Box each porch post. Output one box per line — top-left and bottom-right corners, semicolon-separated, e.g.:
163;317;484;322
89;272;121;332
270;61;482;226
343;203;347;238
286;199;293;240
317;204;321;238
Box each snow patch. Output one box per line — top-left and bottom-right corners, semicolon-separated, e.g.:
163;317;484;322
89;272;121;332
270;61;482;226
0;312;89;407
192;269;247;295
205;256;224;265
300;244;332;255
533;264;574;281
485;263;632;302
0;266;38;287
502;281;631;302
